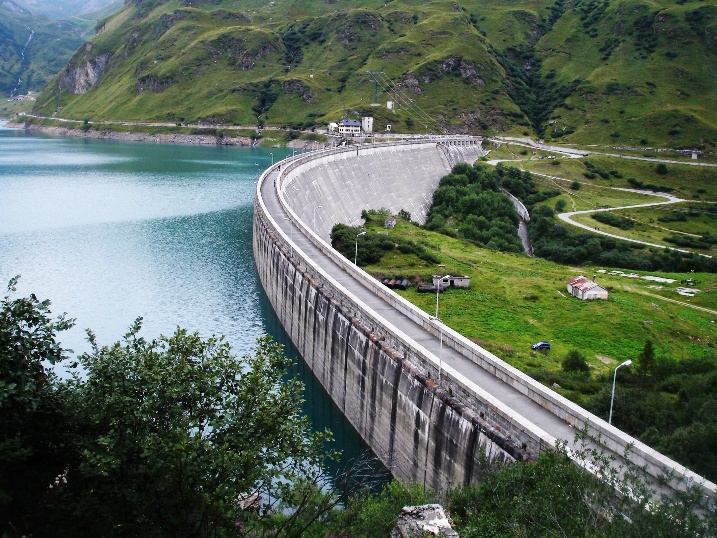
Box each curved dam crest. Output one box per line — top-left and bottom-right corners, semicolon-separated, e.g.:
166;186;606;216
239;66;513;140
253;139;717;501
254;140;519;490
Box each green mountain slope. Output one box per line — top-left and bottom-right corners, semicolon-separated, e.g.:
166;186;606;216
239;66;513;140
33;0;717;148
0;0;85;96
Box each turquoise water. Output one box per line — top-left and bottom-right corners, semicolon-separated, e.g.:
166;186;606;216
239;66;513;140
0;124;385;480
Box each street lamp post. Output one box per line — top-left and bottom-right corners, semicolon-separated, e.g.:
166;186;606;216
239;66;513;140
270;152;274;166
354;231;366;265
430;315;444;382
313;205;322;232
434;274;449;318
609;359;632;425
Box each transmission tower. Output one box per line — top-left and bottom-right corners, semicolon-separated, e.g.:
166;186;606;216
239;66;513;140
368;70;383;104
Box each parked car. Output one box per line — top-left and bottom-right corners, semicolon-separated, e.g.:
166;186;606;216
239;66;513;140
532;341;551;350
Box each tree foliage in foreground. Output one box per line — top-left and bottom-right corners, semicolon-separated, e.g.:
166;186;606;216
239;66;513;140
0;277;74;536
55;325;333;538
448;434;716;538
1;279;348;538
4;281;717;537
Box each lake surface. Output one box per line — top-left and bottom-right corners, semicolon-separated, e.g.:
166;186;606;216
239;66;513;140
0;123;384;479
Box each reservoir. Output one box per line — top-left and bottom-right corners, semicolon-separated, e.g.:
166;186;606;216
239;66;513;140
0;123;383;478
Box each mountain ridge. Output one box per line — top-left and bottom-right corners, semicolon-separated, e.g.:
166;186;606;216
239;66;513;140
31;0;717;149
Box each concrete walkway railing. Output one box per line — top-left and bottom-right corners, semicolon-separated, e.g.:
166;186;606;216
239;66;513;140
261;139;716;503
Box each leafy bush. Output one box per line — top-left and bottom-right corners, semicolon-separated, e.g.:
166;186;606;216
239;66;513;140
658;211;687;223
591;212;634;230
562;350;591;375
331;224;439;266
664;234;717;250
626;177;674;193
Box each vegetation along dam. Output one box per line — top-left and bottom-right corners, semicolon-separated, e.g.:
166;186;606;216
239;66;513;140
252;138;717;501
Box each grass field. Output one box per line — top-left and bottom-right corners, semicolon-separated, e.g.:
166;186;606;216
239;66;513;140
484;143;717;256
360;216;717;380
569;203;717;257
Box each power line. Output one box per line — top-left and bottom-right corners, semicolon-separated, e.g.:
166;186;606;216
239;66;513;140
373;71;445;133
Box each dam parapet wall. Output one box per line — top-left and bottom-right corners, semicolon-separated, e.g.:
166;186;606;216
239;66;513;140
254;139;716;501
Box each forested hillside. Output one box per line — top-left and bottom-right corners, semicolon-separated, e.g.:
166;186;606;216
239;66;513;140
32;0;717;149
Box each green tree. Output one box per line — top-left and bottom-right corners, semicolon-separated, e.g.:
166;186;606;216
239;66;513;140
562;349;591;376
447;433;714;537
53;322;332;537
0;278;74;536
635;339;655;377
329;480;435;537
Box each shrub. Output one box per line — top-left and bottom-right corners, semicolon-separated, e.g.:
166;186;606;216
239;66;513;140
562;350;590;375
591;212;634;230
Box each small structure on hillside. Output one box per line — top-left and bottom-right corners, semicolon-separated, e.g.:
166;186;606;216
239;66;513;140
362;116;374;133
567;275;608;300
384;216;396;228
433;274;470;289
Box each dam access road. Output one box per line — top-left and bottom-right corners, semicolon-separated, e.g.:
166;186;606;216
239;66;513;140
253;139;716;505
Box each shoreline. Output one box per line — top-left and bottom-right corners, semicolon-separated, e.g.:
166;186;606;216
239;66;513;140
2;120;317;148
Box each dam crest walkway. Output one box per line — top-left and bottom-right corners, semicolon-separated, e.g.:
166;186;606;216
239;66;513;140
254;138;715;503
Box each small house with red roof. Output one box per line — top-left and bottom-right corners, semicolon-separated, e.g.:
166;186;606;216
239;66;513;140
567;275;608;300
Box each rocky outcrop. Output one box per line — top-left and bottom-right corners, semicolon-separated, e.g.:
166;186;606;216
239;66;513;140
391;505;459;537
136;75;173;93
418;57;485;86
59;44;110;94
281;80;316;103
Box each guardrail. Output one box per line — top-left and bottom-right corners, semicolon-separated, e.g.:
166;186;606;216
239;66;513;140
259;139;716;502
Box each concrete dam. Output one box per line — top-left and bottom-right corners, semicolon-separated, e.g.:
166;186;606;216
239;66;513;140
252;138;716;499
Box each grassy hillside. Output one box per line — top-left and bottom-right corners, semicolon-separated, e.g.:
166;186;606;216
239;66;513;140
31;0;717;149
354;213;717;375
0;1;85;96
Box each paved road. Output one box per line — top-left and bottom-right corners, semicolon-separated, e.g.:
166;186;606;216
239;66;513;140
261;167;592;456
258;155;716;500
261;163;664;482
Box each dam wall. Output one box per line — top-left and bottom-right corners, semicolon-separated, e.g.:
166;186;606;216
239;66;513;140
281;140;484;240
254;211;526;489
253;139;716;500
